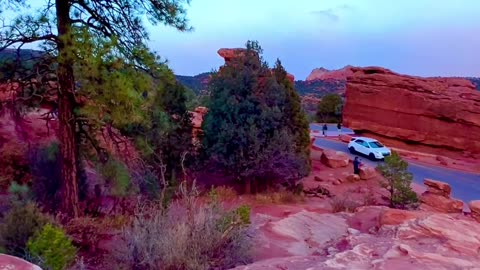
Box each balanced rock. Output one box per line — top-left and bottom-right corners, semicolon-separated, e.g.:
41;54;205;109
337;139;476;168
424;179;451;197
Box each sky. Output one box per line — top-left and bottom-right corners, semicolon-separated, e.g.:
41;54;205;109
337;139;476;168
149;0;480;79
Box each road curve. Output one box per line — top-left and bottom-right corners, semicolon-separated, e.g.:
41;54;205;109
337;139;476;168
314;138;480;203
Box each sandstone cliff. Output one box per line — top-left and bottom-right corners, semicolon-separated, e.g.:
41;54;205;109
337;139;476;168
306;65;354;81
343;67;480;155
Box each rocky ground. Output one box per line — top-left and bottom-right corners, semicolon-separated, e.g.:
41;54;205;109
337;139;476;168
232;147;480;270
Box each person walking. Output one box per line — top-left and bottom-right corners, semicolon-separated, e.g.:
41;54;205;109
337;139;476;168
353;157;362;175
337;122;342;133
322;124;328;137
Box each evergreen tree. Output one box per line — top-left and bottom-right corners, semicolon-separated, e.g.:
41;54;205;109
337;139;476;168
377;151;418;208
202;41;308;192
273;59;311;177
316;93;343;123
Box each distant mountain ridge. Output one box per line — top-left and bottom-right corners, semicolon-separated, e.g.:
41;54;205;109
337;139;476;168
1;49;479;93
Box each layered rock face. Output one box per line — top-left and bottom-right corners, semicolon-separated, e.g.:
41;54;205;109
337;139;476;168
420;179;463;213
343;67;480;155
306;65;354;81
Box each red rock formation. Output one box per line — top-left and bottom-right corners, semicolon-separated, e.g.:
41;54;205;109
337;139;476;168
217;48;295;84
320;149;349;168
343;67;480;155
306;65;354;81
420;179;463;213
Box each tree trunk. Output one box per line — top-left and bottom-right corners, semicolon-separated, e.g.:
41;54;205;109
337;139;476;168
56;0;79;217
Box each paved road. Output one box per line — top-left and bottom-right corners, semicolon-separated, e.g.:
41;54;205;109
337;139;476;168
314;138;480;203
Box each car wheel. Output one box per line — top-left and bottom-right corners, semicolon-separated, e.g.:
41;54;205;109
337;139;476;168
349;147;356;154
369;153;376;161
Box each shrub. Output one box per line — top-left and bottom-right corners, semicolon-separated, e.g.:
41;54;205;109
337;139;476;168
330;196;359;213
377;151;418;208
119;190;252;269
0;141;30;190
98;158;131;197
8;182;32;202
0;203;49;257
255;191;304;204
29;142;61;211
27;224;77;270
208;186;237;202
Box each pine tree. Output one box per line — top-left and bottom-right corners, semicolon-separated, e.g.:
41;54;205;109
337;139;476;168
202;41;308;192
273;59;311;177
377;151;418;208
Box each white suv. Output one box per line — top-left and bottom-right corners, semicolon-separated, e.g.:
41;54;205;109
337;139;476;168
348;137;391;160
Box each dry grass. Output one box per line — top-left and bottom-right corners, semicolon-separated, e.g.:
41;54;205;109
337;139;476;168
330;196;360;213
117;181;252;270
208;185;238;201
255;191;304;204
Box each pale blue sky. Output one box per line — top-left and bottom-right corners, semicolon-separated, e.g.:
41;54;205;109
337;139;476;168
150;0;480;79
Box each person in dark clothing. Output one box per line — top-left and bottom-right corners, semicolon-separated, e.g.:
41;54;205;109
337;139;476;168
337;122;342;132
322;124;327;137
353;157;361;175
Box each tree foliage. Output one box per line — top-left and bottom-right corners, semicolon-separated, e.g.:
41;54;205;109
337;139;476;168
316;93;343;123
377;151;418;208
202;41;310;191
0;0;191;216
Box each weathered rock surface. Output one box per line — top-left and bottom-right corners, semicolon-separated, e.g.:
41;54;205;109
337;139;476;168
236;206;480;270
0;254;42;270
358;165;376;180
424;178;451;197
420;179;463;213
306;66;354;81
468;200;480;222
343;67;480;155
320;150;349;168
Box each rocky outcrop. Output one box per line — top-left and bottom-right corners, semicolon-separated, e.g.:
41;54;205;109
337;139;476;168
343;67;480;155
420;179;463;213
468;200;480;222
306;66;354;81
0;254;42;270
236;206;480;270
217;48;295;83
320;150;349;168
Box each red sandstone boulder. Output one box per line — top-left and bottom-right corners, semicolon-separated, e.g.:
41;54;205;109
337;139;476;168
339;134;353;143
468;200;480;222
310;148;323;161
424;179;451;197
343;67;480;155
380;208;420;226
420;179;463;213
0;254;42;270
320;150;349;168
346;174;360;182
420;193;463;213
358;166;376;180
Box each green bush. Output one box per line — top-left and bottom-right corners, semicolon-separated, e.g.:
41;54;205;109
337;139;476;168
98;158;131;197
27;224;77;270
0;203;49;257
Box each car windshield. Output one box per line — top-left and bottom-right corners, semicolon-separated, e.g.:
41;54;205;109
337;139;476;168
369;141;384;148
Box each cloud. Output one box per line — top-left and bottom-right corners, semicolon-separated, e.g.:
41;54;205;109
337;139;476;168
311;9;339;22
310;4;354;22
